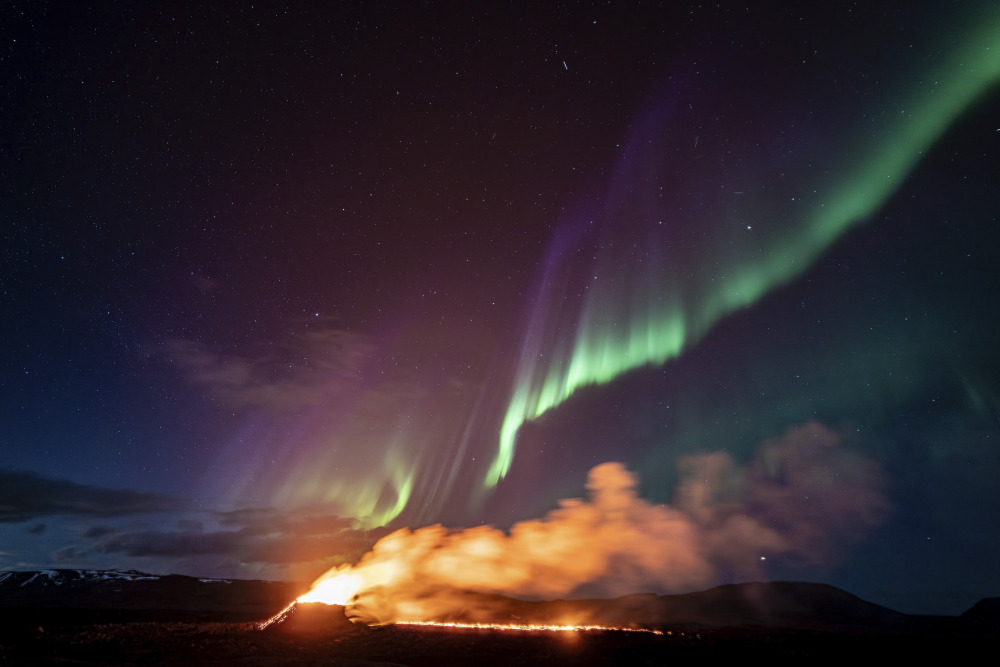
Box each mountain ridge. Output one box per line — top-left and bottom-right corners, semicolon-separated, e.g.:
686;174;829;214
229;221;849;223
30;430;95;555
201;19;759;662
0;568;302;615
3;568;996;631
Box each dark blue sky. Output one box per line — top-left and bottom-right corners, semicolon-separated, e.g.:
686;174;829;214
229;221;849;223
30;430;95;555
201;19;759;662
2;1;998;615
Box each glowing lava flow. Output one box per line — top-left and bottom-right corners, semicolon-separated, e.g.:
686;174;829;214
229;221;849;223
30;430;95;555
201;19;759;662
256;600;299;630
396;620;664;635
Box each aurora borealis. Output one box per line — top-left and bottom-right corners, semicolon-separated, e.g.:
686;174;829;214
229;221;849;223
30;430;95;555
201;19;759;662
2;2;999;615
488;6;1000;486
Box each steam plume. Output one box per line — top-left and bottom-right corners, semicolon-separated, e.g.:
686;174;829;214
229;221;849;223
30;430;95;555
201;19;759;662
313;423;887;624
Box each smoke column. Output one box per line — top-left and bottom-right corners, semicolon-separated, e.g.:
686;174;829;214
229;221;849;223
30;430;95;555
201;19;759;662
486;5;1000;487
325;424;886;624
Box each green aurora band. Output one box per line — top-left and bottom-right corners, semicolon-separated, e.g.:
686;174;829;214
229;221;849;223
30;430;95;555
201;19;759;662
486;8;1000;487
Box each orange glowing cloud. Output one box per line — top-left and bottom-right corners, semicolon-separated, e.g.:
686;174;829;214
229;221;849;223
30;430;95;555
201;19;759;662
298;423;888;625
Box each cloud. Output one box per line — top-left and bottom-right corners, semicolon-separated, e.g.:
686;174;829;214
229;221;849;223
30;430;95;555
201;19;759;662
81;525;118;539
80;506;386;569
0;470;382;578
166;324;376;412
0;471;186;523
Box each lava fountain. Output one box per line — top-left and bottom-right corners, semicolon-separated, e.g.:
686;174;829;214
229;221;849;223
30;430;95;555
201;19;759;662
297;567;365;605
256;567;366;630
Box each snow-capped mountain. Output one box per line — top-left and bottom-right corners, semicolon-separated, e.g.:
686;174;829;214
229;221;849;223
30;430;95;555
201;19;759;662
0;569;299;613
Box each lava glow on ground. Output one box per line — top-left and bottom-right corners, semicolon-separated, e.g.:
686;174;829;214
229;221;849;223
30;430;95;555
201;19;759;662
258;599;665;636
256;565;666;635
395;621;664;636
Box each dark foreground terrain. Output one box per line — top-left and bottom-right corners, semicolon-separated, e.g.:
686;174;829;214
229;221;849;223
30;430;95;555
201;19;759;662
1;572;997;665
1;609;997;666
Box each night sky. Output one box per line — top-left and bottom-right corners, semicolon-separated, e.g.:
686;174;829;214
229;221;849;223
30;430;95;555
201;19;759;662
3;2;999;615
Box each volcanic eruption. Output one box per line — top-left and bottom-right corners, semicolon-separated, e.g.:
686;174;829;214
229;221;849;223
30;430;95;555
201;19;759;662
265;424;886;632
